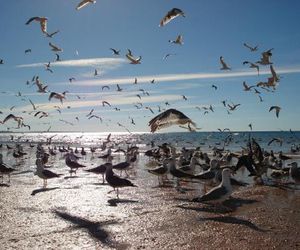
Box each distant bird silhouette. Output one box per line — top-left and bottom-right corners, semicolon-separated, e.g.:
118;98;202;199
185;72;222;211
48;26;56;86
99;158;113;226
243;43;258;52
26;16;48;34
269;106;281;118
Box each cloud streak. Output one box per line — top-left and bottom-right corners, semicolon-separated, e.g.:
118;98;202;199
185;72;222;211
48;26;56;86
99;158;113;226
16;57;126;68
56;64;300;86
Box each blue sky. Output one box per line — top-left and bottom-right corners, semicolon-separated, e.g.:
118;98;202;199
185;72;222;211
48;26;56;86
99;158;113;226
0;0;300;133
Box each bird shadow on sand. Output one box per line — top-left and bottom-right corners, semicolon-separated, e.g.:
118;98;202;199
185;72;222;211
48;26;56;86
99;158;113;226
0;183;10;187
198;216;268;232
53;209;118;247
176;197;258;214
31;187;59;196
107;198;139;207
64;176;79;180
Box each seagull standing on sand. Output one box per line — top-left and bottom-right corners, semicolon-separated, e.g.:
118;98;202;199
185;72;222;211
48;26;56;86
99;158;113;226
288;162;300;184
159;8;185;27
0;154;15;183
192;168;232;204
35;158;61;188
105;164;136;199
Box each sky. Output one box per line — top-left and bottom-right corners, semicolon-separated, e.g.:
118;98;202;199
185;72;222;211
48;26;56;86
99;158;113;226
0;0;300;133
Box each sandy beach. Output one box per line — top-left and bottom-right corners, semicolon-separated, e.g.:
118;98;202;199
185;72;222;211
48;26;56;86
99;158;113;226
1;147;300;250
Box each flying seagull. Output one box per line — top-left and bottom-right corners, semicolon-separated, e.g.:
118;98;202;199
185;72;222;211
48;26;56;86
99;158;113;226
148;109;196;133
159;8;185;27
46;30;59;38
110;48;120;55
243;43;258;52
126;49;142;64
257;48;273;65
220;56;231;70
49;42;63;52
269;106;281;118
76;0;96;10
49;91;68;104
169;35;183;45
243;61;259;75
25;16;48;34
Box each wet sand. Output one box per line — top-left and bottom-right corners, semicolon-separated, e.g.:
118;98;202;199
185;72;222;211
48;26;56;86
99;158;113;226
1;152;300;250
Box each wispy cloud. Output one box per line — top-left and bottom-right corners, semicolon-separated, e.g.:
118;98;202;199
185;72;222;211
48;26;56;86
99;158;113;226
16;57;126;69
16;94;182;112
56;65;300;86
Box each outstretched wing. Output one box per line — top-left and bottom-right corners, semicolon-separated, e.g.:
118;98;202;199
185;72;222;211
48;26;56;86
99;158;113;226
25;17;38;25
159;8;185;27
148;109;196;133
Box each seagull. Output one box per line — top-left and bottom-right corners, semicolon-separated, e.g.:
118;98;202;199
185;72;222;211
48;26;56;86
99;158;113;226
49;91;68;104
268;138;283;146
248;123;253;131
29;99;37;110
159;8;185;27
126;49;142;64
55;53;61;61
49;42;63;52
69;77;76;83
227;103;240;111
46;30;59;38
288;162;300;184
0;59;4;64
65;153;86;175
35;158;61;188
182;95;187;101
25;49;32;54
102;101;111;107
149;109;197;133
102;85;110;90
211;84;218;90
269;106;281;118
243;43;258;52
243;61;259;75
257;48;273;65
192;168;232;204
134;78;138;84
25;16;48;34
110;48;120;55
270;65;280;82
220;56;231;70
243;81;255;91
86;163;112;184
169;35;183;45
116;84;122;92
94;69;98;76
163;53;176;60
1;114;24;128
105;163;136;199
76;0;96;10
0;154;15;183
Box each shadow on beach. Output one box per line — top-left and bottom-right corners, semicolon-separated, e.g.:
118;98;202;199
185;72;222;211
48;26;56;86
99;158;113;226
107;198;139;207
198;216;268;232
31;187;59;196
176;197;258;214
53;209;118;247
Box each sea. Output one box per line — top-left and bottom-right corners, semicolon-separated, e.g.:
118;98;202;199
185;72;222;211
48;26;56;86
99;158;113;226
1;131;300;154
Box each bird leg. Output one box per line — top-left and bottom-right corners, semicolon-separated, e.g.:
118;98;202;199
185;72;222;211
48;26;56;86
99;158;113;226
116;188;119;199
108;188;115;194
8;174;11;183
102;174;105;184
